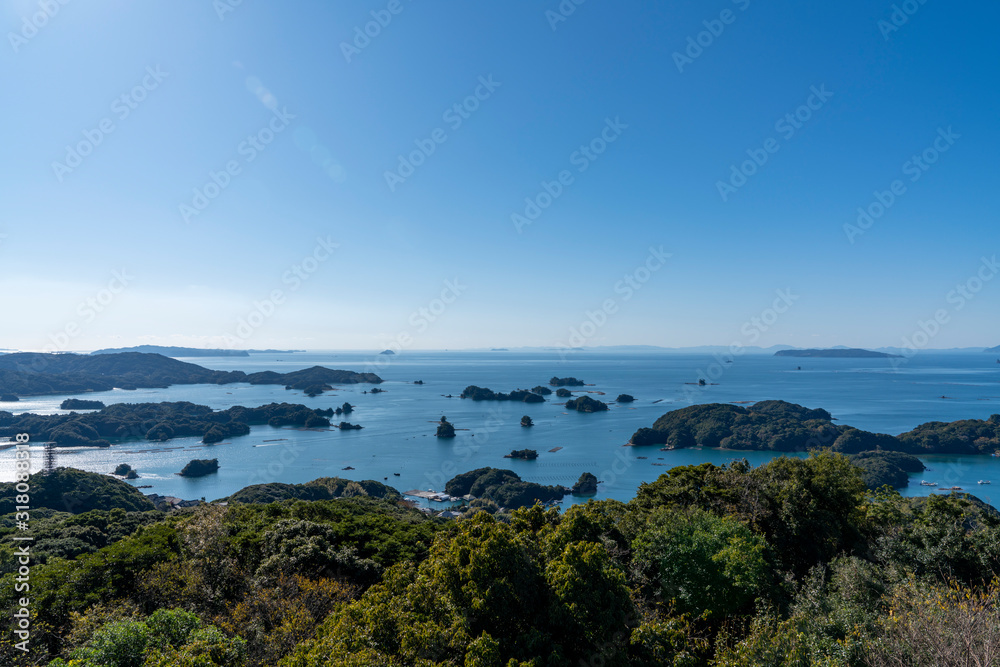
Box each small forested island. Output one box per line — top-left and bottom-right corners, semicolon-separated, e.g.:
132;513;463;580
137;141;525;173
459;385;545;402
775;348;903;358
60;398;106;410
379;349;395;355
337;422;363;430
445;467;565;507
504;449;538;460
179;458;219;477
0;401;335;447
549;376;585;386
520;415;533;427
0;352;381;397
436;416;456;438
531;385;552;395
555;388;572;398
616;393;635;402
571;471;598;495
90;345;251;357
565;395;609;412
113;463;139;479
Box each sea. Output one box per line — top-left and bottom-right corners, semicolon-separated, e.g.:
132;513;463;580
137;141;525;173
2;350;999;508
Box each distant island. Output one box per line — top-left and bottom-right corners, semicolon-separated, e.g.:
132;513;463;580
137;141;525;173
179;459;219;477
379;349;395;355
92;346;251;357
775;348;903;358
985;345;1000;353
460;385;545;403
0;352;381;397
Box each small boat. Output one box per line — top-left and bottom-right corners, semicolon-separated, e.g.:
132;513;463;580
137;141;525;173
920;480;938;486
979;480;991;485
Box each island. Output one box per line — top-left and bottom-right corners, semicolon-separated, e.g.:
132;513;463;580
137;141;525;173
616;394;635;403
459;386;545;403
61;399;107;410
628;400;1000;487
0;401;335;447
571;472;598;495
444;467;565;508
985;345;1000;353
530;385;552;395
179;459;219;477
91;346;250;357
774;348;903;358
379;349;396;355
520;415;534;427
565;396;609;413
113;463;140;479
0;352;382;398
549;376;585;386
555;388;572;398
337;422;363;430
504;449;538;460
436;416;456;438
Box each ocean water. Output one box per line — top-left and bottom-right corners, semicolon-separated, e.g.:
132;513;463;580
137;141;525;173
2;350;999;508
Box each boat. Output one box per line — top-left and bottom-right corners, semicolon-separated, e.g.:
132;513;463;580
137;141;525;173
919;480;937;486
979;480;991;485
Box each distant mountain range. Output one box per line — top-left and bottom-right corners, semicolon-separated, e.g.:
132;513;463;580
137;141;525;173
775;348;903;359
90;346;302;357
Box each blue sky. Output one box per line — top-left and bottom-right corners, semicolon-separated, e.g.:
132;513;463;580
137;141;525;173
1;0;997;351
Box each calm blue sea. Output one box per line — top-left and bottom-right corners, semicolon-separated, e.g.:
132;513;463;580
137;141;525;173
3;350;999;508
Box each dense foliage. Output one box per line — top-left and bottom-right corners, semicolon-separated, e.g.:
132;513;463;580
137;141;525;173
0;468;154;515
2;453;998;666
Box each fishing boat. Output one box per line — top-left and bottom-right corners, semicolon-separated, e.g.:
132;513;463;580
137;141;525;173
979;480;991;485
919;480;937;486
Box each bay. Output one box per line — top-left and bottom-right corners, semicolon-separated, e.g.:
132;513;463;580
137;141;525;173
2;350;999;508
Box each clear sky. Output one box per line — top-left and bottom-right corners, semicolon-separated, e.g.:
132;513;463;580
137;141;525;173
1;0;997;352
